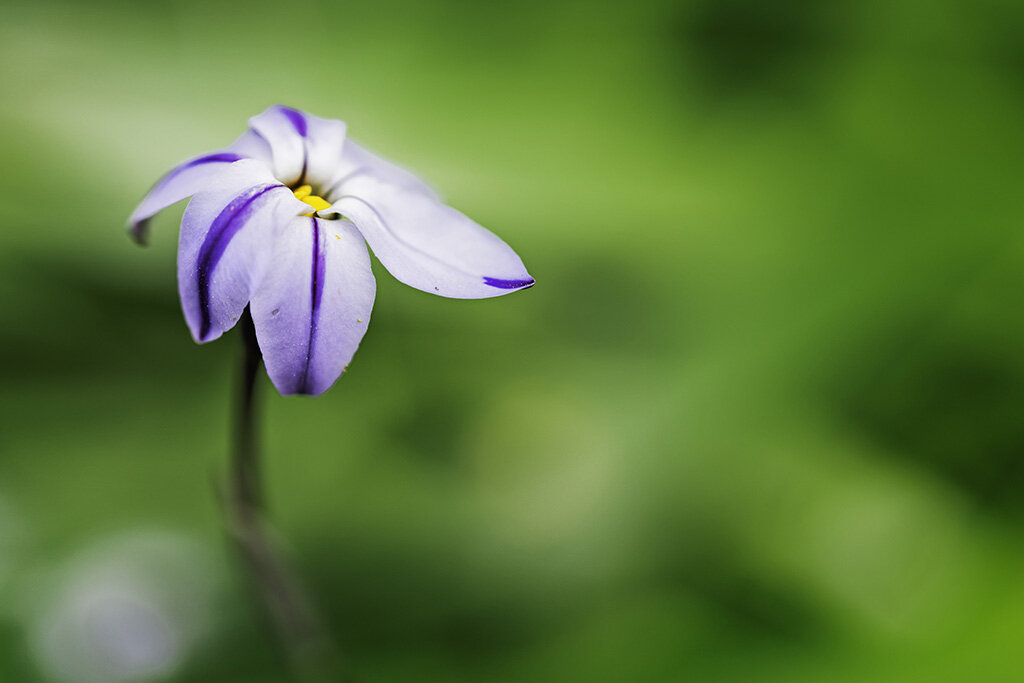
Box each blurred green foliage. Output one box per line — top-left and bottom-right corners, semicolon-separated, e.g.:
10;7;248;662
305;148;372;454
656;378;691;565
2;0;1024;680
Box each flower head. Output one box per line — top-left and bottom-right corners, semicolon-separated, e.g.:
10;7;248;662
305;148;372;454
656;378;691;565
128;106;534;395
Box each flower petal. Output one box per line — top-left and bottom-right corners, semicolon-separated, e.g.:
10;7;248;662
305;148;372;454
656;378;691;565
177;161;310;343
126;131;269;244
248;105;347;189
250;216;376;395
324;140;440;202
225;129;273;162
329;176;533;299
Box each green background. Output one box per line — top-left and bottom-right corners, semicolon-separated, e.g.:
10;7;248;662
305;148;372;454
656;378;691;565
2;0;1024;680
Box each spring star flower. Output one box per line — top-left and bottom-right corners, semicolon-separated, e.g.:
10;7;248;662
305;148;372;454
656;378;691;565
128;106;534;396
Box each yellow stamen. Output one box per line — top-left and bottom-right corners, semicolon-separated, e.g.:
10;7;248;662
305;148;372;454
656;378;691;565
293;184;332;213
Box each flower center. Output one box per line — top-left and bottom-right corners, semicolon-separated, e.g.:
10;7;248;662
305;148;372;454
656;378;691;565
293;185;331;213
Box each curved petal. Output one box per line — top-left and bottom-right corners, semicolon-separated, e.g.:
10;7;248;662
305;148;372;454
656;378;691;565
126;130;269;244
225;128;273;162
250;216;376;395
329;176;534;299
248;105;347;189
323;140;440;202
177;161;310;343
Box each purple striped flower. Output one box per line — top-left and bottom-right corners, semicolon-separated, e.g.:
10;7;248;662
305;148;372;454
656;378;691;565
128;105;534;396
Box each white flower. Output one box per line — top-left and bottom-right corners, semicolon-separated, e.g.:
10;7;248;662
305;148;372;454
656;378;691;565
128;106;534;395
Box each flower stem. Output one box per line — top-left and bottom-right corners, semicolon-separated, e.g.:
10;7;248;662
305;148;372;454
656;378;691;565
227;307;334;679
233;307;264;511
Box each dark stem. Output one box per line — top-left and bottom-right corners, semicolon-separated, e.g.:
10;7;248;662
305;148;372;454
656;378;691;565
233;307;264;511
226;308;335;680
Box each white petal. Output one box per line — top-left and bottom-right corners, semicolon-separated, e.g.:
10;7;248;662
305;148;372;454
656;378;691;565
324;140;440;201
247;105;347;189
330;175;533;299
225;129;273;163
176;161;310;342
251;217;376;395
126;131;269;244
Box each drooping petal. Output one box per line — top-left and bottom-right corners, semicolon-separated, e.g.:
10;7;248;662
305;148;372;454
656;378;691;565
248;105;347;189
126;130;269;244
250;216;376;395
177;161;310;343
328;175;534;299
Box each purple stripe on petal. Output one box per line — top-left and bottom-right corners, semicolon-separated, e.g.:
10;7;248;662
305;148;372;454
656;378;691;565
147;152;244;197
276;107;309;183
483;277;535;290
298;218;327;395
185;152;244;168
279;106;308;137
196;184;280;340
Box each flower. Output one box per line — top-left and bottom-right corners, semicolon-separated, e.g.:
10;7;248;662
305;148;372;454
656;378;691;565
128;105;534;396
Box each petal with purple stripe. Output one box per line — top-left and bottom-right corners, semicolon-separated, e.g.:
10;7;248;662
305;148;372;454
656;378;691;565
248;105;346;189
177;162;310;343
251;217;376;396
329;174;533;299
483;277;535;290
126;130;268;244
279;106;308;136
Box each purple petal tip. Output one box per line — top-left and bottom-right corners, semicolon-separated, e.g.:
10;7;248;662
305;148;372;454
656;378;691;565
483;277;535;290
